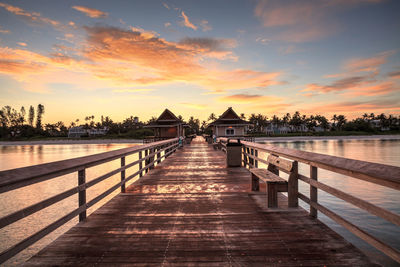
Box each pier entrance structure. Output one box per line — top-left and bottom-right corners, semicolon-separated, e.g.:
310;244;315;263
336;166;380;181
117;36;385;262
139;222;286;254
208;107;251;137
145;108;186;139
1;136;399;266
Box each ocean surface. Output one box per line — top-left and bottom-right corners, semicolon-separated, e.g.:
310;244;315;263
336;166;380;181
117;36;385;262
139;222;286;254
0;139;399;266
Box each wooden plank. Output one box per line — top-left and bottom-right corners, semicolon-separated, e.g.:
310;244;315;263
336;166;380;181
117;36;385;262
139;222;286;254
249;168;287;183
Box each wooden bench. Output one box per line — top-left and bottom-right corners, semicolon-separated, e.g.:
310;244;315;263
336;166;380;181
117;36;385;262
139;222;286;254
250;154;298;208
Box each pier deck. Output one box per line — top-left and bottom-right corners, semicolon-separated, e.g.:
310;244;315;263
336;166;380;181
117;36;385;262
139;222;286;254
25;137;376;266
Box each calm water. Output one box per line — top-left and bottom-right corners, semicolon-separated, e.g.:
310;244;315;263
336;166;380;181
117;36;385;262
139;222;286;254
0;140;399;266
259;139;400;267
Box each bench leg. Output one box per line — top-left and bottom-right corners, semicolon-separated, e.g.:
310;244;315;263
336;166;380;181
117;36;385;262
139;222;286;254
267;183;278;208
251;174;259;191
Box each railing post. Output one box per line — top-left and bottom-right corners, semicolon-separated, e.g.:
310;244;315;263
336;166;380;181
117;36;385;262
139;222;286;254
288;161;298;208
145;149;149;173
242;146;247;167
149;148;155;170
121;157;126;193
310;166;318;218
250;148;254;167
78;169;86;222
157;146;161;164
254;149;258;168
139;151;143;177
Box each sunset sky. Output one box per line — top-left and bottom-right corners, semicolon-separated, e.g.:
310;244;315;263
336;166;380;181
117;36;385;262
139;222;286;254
0;0;399;124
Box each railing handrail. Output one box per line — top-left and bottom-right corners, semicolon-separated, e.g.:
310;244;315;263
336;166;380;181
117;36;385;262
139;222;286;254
219;137;400;190
0;138;179;194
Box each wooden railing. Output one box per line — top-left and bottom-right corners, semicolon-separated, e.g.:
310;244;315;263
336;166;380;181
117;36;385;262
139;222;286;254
217;137;400;263
0;138;179;264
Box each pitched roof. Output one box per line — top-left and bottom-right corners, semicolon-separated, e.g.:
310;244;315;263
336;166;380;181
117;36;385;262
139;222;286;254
157;108;181;122
209;107;250;126
145;109;185;127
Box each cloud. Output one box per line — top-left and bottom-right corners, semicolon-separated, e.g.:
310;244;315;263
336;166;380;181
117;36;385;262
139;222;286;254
72;6;108;18
341;82;398;97
344;50;395;72
178;37;237;60
0;2;59;27
302;50;397;97
388;70;400;79
164;22;171;28
180;11;197;30
129;26;159;39
200;20;212;32
179;103;207;109
162;3;170;10
17;42;27;47
254;0;383;43
0;26;281;94
218;94;283;104
0;26;9;34
256;37;270;45
302;98;400;115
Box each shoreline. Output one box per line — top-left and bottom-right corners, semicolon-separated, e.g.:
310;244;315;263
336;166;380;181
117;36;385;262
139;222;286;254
0;139;143;146
255;134;400;143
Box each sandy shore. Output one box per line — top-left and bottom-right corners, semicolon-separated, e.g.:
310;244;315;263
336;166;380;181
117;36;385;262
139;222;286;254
255;134;400;143
0;139;143;146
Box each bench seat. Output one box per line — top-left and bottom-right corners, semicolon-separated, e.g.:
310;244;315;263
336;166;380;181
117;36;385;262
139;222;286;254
250;168;288;208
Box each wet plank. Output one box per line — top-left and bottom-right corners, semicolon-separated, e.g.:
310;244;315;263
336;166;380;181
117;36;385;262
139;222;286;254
24;137;377;266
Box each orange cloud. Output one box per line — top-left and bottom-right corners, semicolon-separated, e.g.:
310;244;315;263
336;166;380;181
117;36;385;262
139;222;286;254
301;99;400;116
388;70;400;79
180;11;197;30
340;82;398;97
0;2;59;26
72;6;108;18
0;26;9;34
200;20;212;32
344;50;395;72
0;26;282;94
17;42;27;47
218;94;283;104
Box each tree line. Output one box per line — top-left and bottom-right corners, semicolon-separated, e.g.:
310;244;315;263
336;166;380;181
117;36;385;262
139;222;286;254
1;104;399;140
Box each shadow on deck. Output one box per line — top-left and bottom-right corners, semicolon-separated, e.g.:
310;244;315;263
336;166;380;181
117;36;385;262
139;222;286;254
24;137;376;266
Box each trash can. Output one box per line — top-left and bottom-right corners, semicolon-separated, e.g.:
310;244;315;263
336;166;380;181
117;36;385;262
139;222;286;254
226;139;242;167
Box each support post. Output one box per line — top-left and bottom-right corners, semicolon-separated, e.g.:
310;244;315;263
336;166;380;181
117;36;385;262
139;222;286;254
288;161;298;208
121;157;126;193
139;151;143;178
149;148;155;170
254;149;258;168
157;147;161;164
145;149;149;173
243;146;248;168
310;166;318;218
78;169;86;222
250;148;254;167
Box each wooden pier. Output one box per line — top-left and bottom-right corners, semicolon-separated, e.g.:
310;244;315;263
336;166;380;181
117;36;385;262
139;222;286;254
22;137;377;266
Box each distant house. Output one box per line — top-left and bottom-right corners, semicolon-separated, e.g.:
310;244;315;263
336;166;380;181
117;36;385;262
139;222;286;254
145;109;186;139
370;119;390;131
208;107;251;137
68;126;108;138
68;126;86;138
265;123;290;135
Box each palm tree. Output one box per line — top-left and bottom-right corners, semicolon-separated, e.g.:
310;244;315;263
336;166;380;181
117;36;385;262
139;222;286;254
240;113;246;120
208;113;217;121
28;105;34;126
331;114;338;130
36;104;45;130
